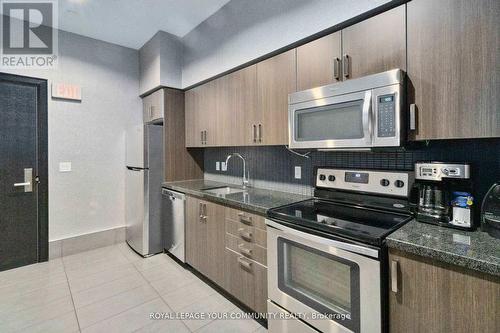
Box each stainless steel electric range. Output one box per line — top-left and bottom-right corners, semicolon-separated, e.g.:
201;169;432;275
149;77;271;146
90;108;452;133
266;168;414;333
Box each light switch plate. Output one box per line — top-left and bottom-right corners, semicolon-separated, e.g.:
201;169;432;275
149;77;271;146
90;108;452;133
294;166;301;179
59;162;72;172
216;162;220;171
221;162;227;172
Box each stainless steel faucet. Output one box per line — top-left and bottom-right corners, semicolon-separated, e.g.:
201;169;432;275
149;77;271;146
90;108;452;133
225;153;250;188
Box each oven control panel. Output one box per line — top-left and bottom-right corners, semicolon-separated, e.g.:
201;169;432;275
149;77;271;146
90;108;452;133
316;168;414;197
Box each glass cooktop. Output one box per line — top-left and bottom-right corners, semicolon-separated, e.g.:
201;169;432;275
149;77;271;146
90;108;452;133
268;199;412;246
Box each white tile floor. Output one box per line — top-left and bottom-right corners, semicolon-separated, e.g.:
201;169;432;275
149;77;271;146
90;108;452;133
0;243;267;333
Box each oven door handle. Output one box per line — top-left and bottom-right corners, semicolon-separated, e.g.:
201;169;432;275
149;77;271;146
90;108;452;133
266;219;379;259
362;90;372;144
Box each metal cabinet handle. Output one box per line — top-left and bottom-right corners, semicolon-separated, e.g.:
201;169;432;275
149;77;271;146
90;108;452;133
258;124;262;143
253;124;257;143
204;131;207;145
199;202;203;221
238;257;252;271
239;215;253;225
200;131;204;145
333;57;340;80
343;54;350;79
238;244;252;256
409;104;417;131
391;260;398;293
238;228;252;241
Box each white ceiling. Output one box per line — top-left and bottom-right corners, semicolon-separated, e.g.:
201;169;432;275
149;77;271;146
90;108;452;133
58;0;231;49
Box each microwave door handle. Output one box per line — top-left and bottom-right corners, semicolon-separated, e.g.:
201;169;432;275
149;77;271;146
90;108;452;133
362;90;372;144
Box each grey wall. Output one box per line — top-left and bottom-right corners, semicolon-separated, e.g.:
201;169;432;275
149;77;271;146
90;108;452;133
3;30;141;241
139;31;183;94
182;0;390;87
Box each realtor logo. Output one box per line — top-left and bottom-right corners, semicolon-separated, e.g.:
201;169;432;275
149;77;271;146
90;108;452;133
1;0;58;69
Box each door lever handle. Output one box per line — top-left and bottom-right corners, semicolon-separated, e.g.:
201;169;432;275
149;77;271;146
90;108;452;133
13;168;33;192
14;182;31;187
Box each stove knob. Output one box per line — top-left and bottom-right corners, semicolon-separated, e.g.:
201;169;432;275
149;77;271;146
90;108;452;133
380;179;390;187
319;174;326;181
328;175;336;182
395;180;405;188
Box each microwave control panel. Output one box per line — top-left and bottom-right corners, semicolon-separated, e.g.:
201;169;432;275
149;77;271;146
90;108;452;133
377;94;396;137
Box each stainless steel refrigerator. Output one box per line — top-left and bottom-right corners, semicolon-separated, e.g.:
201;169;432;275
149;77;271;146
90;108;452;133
125;123;163;256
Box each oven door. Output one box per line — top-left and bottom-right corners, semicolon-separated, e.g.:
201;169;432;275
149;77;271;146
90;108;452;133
266;219;381;333
289;90;372;149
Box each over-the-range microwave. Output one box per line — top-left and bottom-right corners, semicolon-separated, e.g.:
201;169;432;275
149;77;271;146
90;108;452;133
288;69;405;150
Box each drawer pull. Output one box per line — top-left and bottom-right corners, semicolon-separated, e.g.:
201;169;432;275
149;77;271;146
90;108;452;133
391;260;398;293
238;228;252;241
238;244;252;256
239;215;253;225
238;257;252;271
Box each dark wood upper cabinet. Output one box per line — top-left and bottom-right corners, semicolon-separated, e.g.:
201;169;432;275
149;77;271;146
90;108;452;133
342;5;406;79
219;65;257;147
296;32;342;91
407;0;499;140
256;50;297;145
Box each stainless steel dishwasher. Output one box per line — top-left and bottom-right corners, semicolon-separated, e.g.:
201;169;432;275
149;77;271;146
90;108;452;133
161;188;186;262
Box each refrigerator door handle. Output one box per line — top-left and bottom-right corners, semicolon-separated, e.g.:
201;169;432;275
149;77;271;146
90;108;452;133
126;166;146;171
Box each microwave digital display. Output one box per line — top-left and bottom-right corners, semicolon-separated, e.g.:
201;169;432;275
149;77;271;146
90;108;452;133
379;96;394;103
345;172;369;184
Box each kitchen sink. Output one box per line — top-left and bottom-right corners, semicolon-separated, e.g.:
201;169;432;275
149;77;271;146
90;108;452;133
202;186;247;196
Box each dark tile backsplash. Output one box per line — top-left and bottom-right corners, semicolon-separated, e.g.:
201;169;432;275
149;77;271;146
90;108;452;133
204;139;500;206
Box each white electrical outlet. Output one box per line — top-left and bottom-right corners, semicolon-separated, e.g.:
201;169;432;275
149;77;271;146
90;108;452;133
294;166;301;179
59;162;72;172
221;162;227;171
216;161;220;171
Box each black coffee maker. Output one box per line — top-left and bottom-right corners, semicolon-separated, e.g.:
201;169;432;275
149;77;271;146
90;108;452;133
410;162;475;230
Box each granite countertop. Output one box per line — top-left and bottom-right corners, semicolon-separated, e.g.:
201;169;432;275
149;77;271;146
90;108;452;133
162;179;310;215
387;220;500;276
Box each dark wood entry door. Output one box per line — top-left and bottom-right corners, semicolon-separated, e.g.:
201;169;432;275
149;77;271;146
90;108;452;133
0;73;48;271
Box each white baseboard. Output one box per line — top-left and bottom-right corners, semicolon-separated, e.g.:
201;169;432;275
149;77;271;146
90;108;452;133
49;226;126;259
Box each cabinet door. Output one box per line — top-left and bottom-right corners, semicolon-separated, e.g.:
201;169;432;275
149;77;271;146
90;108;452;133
150;89;164;121
185;82;218;147
200;80;218;146
342;5;406;80
217;66;257;146
185;87;202;147
407;0;499;140
185;196;206;270
296;32;342;91
224;249;256;309
256;50;297;145
389;249;500;333
204;201;226;286
142;94;152;123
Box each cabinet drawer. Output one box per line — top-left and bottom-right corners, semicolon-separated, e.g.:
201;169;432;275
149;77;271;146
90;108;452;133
225;233;267;266
226;208;266;230
224;248;267;314
225;219;266;248
224;249;255;309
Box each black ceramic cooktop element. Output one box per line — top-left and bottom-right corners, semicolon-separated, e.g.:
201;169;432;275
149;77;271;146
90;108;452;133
268;199;412;246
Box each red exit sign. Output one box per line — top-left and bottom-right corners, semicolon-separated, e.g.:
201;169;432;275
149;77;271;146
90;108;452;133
52;83;82;101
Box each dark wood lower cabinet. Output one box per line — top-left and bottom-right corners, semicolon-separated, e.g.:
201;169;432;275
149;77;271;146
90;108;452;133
389;249;500;333
185;195;268;314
